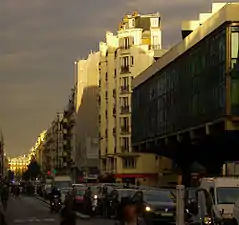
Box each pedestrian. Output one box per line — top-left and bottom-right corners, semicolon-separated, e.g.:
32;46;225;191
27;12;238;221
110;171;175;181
83;187;92;215
102;186;108;217
115;202;146;225
60;201;76;225
1;184;9;211
0;201;7;225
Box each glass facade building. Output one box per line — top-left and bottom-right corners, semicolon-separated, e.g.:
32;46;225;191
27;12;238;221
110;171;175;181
132;5;239;147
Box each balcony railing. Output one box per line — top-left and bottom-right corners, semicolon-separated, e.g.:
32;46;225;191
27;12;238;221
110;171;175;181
121;146;130;153
120;66;130;74
120;85;130;94
121;126;130;134
121;106;130;114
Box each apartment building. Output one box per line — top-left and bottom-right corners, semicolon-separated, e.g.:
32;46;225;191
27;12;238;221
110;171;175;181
44;113;63;176
99;12;167;185
35;130;47;172
74;52;100;178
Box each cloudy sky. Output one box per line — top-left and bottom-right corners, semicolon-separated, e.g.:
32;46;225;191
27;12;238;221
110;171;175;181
0;0;234;156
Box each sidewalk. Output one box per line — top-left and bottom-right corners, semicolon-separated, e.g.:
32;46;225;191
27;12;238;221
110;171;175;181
36;196;90;219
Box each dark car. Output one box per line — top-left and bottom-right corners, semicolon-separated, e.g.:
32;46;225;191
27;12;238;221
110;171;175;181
132;189;176;225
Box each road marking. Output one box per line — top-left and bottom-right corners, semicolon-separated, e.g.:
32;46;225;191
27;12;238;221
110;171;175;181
43;218;56;222
14;219;25;223
13;218;56;223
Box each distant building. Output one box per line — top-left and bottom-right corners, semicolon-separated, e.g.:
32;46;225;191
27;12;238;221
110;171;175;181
44;113;64;176
35;130;47;172
9;155;29;178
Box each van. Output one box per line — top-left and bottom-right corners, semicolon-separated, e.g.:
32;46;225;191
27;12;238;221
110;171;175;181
200;177;239;221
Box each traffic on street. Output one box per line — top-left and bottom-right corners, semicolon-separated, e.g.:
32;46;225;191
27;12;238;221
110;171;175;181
0;176;239;225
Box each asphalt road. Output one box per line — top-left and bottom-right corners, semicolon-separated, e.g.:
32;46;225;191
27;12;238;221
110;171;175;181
4;196;114;225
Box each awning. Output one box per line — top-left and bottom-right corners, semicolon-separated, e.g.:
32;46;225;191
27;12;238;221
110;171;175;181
114;173;157;178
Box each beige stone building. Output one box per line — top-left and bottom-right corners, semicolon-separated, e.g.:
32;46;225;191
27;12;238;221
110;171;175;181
99;12;168;185
73;52;100;177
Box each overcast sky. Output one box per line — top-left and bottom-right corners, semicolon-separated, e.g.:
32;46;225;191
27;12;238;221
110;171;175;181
0;0;234;156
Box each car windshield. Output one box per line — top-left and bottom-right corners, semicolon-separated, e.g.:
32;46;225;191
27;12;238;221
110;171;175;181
118;190;134;198
55;181;71;190
217;187;239;204
144;191;175;203
76;190;85;196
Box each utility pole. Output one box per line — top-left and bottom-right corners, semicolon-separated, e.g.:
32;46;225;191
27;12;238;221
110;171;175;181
176;185;185;225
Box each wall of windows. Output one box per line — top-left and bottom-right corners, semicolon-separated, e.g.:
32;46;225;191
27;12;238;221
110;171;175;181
132;26;227;144
231;27;239;115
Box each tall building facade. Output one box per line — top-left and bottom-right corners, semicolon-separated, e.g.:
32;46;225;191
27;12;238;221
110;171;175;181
132;3;239;180
35;130;47;172
99;12;166;185
62;90;75;173
44;113;64;176
74;52;100;178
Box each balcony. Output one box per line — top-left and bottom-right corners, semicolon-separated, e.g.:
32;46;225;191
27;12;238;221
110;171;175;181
121;106;130;114
120;85;130;94
120;66;130;74
121;146;129;153
121;126;130;135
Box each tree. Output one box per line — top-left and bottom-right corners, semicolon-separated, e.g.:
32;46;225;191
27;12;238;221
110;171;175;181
7;170;14;181
23;161;41;180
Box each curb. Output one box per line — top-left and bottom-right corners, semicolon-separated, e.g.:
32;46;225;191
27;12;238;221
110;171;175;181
36;196;50;205
75;212;90;219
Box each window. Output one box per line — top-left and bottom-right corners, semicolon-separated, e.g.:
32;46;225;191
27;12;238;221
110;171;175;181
105;129;108;138
121;57;129;67
152;36;160;50
121;77;129;87
114;69;117;77
105;91;108;100
105;72;108;81
121;97;129;107
105;110;108;118
123;157;136;169
121;137;129;151
131;56;134;66
124;37;130;49
150;18;159;27
121;117;129;128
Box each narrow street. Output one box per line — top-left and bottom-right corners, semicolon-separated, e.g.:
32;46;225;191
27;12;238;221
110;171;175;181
4;196;114;225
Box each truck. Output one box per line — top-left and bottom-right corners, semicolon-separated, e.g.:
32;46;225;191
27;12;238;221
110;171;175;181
54;175;72;190
222;161;239;177
200;177;239;222
54;175;72;202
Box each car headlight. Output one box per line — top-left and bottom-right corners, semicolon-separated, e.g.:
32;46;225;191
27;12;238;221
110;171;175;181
145;206;151;212
94;195;97;199
203;216;212;225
